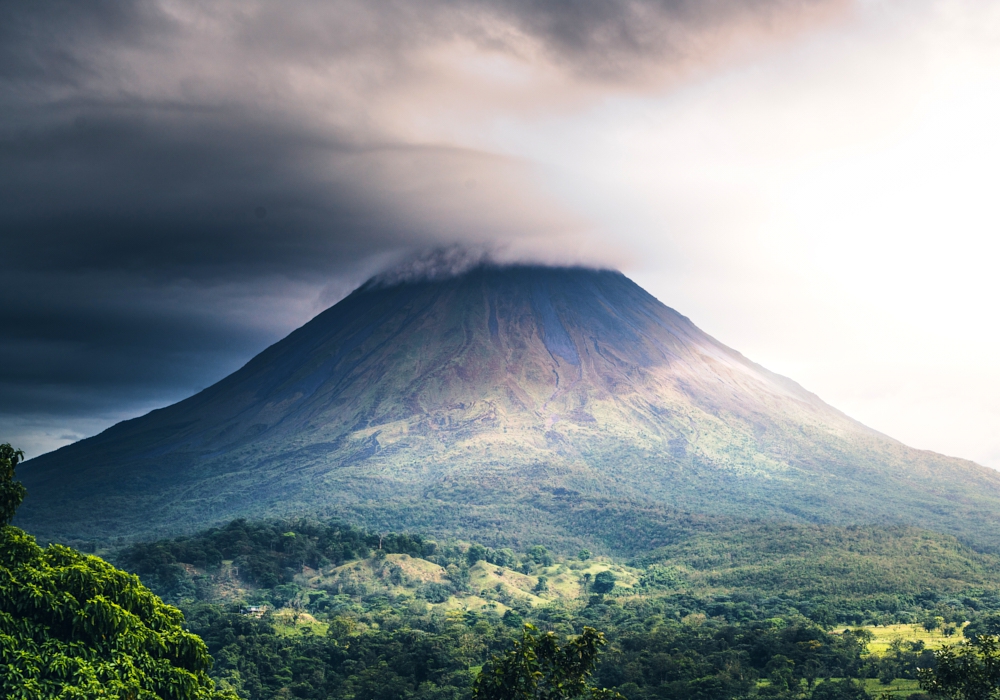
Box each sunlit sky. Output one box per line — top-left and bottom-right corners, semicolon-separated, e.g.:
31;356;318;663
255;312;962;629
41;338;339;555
527;0;1000;467
2;0;998;466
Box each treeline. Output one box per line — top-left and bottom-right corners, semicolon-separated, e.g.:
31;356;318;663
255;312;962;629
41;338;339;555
187;595;1000;699
117;516;1000;627
112;514;1000;699
116;517;558;605
636;522;1000;627
182;597;885;700
118;518;432;593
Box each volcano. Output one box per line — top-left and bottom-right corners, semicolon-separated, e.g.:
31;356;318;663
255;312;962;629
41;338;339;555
17;265;1000;548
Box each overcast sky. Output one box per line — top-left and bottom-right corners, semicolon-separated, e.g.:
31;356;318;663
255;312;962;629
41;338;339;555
2;0;998;468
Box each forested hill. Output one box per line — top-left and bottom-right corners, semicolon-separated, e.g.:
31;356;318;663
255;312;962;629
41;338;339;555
18;265;1000;551
114;515;1000;700
118;516;1000;627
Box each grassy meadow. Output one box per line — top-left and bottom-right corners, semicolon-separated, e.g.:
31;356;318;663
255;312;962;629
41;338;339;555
854;622;968;654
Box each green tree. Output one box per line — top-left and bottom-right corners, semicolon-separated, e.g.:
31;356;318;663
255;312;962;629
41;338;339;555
923;615;945;632
810;605;836;629
468;543;489;565
803;658;823;689
592;571;616;595
0;442;26;526
849;628;876;653
811;679;870;700
473;624;622;700
966;615;1000;641
0;443;234;700
766;654;796;692
527;545;553;567
503;609;525;628
919;635;1000;700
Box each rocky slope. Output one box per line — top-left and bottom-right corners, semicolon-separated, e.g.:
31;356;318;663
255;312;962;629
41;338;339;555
17;265;1000;549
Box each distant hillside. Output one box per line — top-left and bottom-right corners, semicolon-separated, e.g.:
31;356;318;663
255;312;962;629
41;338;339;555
17;265;1000;548
118;515;1000;629
121;515;991;700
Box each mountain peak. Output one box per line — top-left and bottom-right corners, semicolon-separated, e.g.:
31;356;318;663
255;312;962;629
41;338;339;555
361;247;502;289
17;264;1000;550
359;246;613;290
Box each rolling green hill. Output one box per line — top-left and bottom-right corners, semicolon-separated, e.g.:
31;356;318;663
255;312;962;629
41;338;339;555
17;265;1000;549
114;515;1000;699
118;515;1000;628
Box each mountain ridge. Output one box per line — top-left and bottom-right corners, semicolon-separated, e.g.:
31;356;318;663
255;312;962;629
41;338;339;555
17;264;1000;549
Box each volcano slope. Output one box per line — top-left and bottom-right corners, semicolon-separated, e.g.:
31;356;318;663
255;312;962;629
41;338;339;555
16;265;1000;549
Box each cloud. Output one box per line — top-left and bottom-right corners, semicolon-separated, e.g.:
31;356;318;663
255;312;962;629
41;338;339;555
0;0;847;457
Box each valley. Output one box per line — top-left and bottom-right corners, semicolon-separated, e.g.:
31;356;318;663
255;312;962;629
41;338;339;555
108;514;1000;699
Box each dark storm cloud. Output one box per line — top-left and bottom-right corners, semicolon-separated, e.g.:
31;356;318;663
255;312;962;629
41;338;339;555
3;114;415;278
475;0;848;79
0;0;845;456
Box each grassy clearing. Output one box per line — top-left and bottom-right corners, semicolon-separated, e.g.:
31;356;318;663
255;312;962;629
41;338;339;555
860;678;922;697
469;561;544;604
862;678;923;698
467;559;645;605
532;559;640;600
435;594;503;613
845;623;967;654
272;609;329;637
777;678;922;698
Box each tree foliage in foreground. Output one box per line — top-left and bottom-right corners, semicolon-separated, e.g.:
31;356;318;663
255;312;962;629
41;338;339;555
474;624;622;700
0;442;26;526
919;635;1000;700
0;443;234;700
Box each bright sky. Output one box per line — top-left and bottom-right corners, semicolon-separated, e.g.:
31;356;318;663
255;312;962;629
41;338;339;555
421;0;1000;466
567;0;1000;466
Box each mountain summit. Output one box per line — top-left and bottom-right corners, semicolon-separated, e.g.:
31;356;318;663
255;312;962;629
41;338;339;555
18;265;1000;547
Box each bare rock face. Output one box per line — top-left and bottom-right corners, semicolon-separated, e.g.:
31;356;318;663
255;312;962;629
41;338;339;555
17;265;1000;548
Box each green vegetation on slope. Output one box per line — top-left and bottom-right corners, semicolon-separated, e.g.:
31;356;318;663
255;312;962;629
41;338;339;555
156;590;886;700
20;267;1000;553
118;514;1000;629
112;513;1000;699
0;444;233;700
638;522;1000;623
474;624;620;700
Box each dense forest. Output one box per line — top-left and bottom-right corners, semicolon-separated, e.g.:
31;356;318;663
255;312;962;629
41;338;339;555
111;515;1000;700
0;444;234;699
6;439;1000;699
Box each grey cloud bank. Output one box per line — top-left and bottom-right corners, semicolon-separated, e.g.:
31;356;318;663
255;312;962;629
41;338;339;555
0;0;846;456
